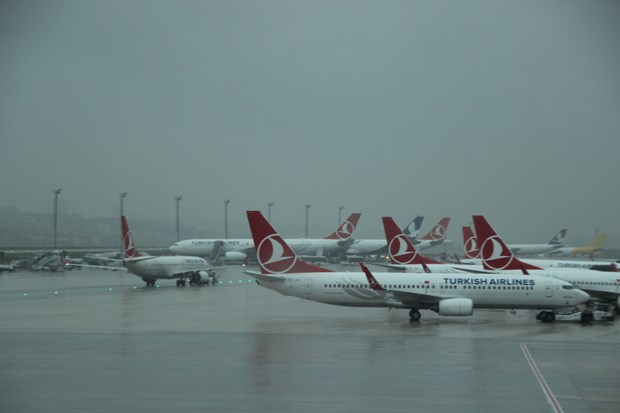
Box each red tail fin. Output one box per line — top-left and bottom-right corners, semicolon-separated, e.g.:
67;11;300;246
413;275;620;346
382;217;440;265
246;211;332;274
419;217;450;241
360;263;385;291
472;215;541;271
462;226;480;259
121;215;142;258
324;213;362;240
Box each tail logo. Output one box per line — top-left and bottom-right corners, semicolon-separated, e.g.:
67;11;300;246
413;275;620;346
388;235;417;264
336;220;355;240
480;236;513;270
123;232;138;257
257;235;297;274
464;236;479;259
429;225;446;240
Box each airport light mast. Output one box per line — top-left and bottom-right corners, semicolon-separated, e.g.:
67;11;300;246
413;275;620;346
338;205;344;226
52;188;63;249
119;192;128;257
305;203;311;238
175;196;183;242
224;199;231;239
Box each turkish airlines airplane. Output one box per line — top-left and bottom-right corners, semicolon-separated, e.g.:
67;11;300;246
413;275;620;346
462;225;617;272
345;216;448;256
473;215;620;317
245;211;588;322
170;213;362;261
377;217;487;274
122;215;223;287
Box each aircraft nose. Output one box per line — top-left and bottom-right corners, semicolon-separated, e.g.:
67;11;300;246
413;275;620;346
576;289;591;304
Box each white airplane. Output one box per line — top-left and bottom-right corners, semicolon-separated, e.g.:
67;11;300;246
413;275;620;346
545;233;607;257
244;210;589;322
169;213;362;261
121;215;224;287
373;217;486;274
461;225;618;272
345;216;448;256
505;229;567;255
473;215;620;315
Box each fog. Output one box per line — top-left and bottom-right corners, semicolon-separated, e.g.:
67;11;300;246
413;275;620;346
1;1;619;246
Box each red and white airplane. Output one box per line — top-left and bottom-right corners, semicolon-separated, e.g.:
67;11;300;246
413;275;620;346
472;215;620;316
121;215;224;287
377;217;487;274
244;211;588;322
344;216;450;256
170;213;362;261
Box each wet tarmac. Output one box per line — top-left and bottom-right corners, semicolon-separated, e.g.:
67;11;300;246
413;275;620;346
1;265;619;413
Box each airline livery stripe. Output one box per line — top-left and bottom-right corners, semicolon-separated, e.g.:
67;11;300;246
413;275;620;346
520;343;565;413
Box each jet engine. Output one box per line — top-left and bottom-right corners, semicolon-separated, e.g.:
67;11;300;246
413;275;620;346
437;298;474;316
224;251;247;262
189;270;216;285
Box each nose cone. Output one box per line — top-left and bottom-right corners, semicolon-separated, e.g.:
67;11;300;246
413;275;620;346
576;289;591;304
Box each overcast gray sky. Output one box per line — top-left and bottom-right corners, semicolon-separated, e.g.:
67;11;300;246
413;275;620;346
1;0;619;246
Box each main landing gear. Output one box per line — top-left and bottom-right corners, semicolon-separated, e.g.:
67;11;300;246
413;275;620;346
409;309;421;322
175;279;187;287
536;311;556;323
142;279;157;287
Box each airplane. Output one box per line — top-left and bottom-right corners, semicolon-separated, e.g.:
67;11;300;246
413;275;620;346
545;233;607;257
121;215;225;287
506;229;567;255
244;210;589;322
473;215;620;316
461;225;618;272
373;217;487;274
169;213;362;261
344;216;448;256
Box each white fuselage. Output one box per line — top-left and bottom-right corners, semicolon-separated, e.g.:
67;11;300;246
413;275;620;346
124;256;209;280
508;244;562;255
456;259;620;303
170;238;348;257
345;239;438;256
252;271;588;310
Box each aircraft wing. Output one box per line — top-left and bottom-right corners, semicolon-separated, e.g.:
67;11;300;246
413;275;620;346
380;288;447;308
244;270;285;282
365;262;408;272
68;263;129;272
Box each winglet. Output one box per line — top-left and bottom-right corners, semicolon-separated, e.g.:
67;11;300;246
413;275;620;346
611;262;618;272
122;215;143;258
421;262;432;273
360;263;385;291
246;211;332;275
324;213;362;240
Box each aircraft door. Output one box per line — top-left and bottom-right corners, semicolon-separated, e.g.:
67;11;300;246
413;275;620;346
545;281;553;297
305;279;312;296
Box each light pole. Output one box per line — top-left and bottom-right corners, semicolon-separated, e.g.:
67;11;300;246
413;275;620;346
338;205;344;225
119;192;128;257
305;203;311;238
267;202;274;222
52;188;63;249
175;196;183;242
224;199;231;239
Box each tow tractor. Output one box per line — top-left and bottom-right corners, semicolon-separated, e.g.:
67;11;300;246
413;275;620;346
552;303;616;324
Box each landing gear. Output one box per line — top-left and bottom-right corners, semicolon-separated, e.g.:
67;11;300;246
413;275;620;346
175;279;187;287
536;311;556;323
409;309;421;322
143;279;156;287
